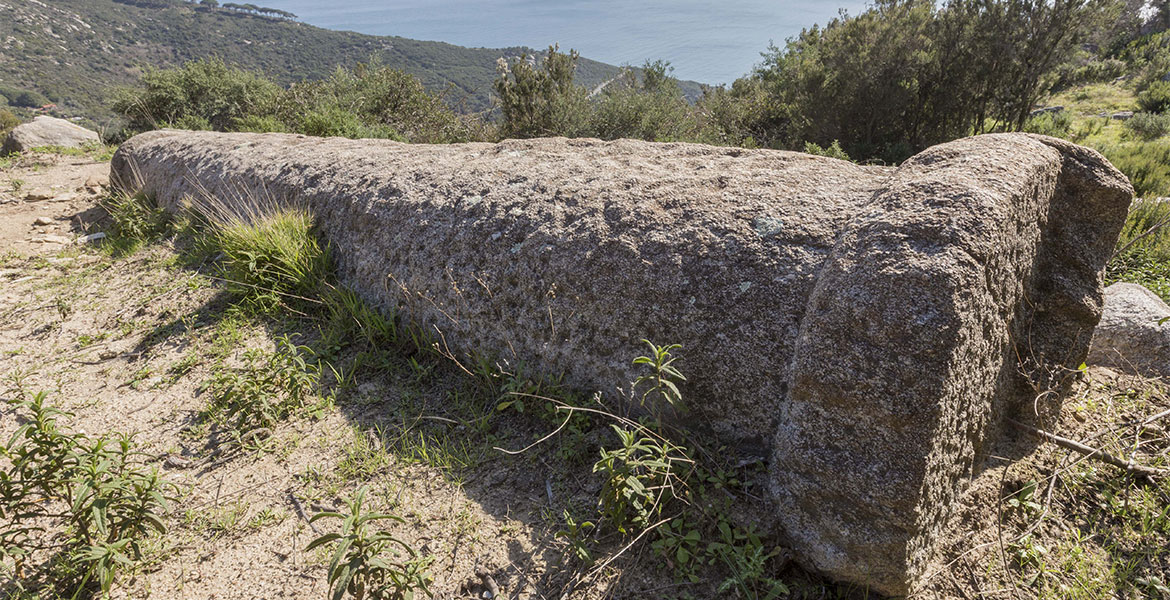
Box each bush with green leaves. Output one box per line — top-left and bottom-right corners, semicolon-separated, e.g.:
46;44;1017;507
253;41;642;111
588;61;713;142
1099;141;1170;199
295;106;403;140
694;78;790;148
1053;57;1128;89
278;61;472;143
1022;110;1073;138
0;85;48;109
494;45;591;139
1125;111;1170;140
113;57;282;132
1139;80;1170;114
0;392;174;597
306;486;432;600
802;140;852;161
747;0;1114;162
204;335;323;442
0;108;19;145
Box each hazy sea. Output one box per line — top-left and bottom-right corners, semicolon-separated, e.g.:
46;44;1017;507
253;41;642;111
256;0;866;85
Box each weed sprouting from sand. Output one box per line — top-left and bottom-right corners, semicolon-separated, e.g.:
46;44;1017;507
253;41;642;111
202;335;325;446
307;486;433;600
0;392;176;597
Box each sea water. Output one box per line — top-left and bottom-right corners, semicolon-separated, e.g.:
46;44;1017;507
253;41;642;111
256;0;866;85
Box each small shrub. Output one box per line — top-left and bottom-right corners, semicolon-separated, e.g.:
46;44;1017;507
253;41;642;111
103;192;173;253
113;58;282;133
0;85;48;108
1138;81;1170;114
0;108;19;141
588;61;712;142
1099;142;1170;199
1125;112;1170;141
307;486;433;600
802;140;852;161
231;114;291;133
171;114;213;131
204;335;322;442
593;424;690;534
296;105;403;140
1022;110;1073;138
0;392;175;596
1054;58;1128;88
494;45;591;139
706;522;790;599
279;61;469;143
696;78;790;149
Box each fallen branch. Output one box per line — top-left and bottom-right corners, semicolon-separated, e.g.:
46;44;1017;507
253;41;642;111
1008;419;1169;479
1112;211;1170;259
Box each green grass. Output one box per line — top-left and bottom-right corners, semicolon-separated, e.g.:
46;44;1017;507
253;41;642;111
204;206;330;311
1107;197;1170;301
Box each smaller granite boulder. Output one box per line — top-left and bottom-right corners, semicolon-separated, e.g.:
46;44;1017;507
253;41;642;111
1088;283;1170;378
2;116;100;155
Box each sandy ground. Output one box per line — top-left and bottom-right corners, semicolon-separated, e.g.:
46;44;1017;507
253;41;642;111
0;153;602;599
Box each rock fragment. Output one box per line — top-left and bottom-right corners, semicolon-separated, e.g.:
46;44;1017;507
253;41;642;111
1088;283;1170;378
1;115;100;155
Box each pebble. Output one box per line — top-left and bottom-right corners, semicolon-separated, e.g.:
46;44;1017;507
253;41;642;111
34;216;54;226
37;234;72;244
164;455;194;470
84;174;109;189
25;191;53;201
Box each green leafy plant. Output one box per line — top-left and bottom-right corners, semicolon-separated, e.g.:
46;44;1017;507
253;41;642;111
802;140;852;161
593;424;690;534
1007;480;1043;516
104;192;173;252
306;486;433;600
650;516;704;577
204;335;322;443
705;521;790;599
1138;80;1170;114
632;339;686;409
493;45;590;139
554;509;596;564
0;392;175;597
1125;112;1170;141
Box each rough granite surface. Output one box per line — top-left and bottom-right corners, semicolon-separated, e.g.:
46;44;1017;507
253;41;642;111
111;131;1133;595
1088;282;1170;378
2;115;100;155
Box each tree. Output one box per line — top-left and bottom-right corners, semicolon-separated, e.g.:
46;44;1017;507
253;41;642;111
749;0;1120;162
588;60;713;142
493;45;590;138
112;58;281;132
200;0;219;8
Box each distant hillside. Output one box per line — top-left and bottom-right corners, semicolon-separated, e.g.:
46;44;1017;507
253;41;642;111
0;0;704;129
